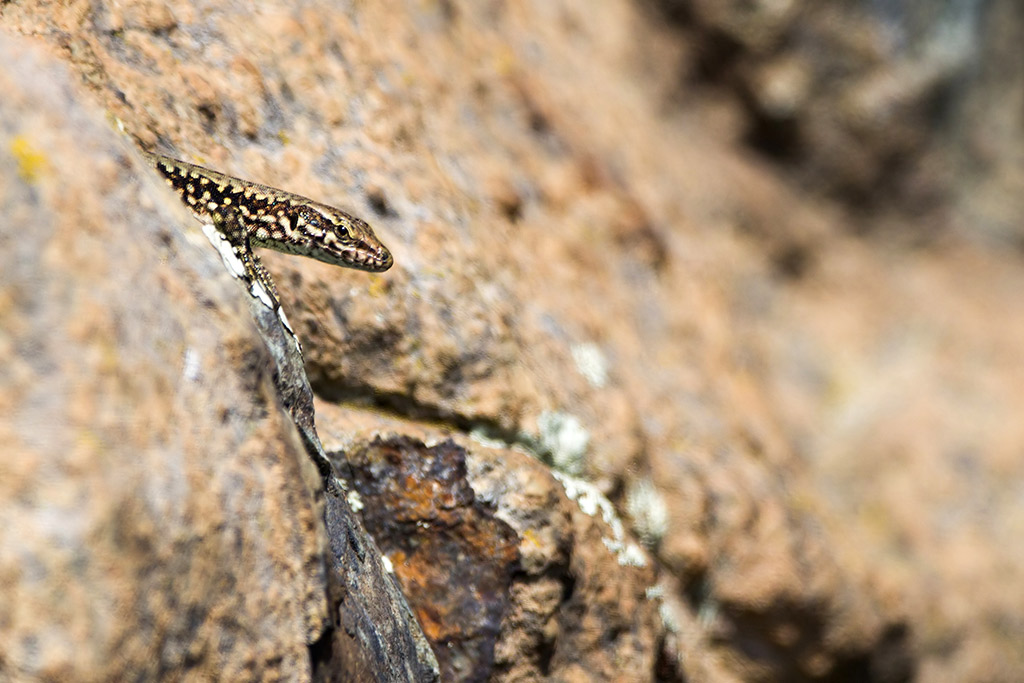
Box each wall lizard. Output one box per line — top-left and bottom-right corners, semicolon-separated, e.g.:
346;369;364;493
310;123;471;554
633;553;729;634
143;150;393;314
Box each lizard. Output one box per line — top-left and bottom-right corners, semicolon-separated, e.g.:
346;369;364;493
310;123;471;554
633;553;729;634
142;149;393;315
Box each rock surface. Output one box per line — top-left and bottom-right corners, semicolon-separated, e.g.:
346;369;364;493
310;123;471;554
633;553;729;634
0;35;329;680
0;31;435;683
3;1;1024;682
321;416;664;683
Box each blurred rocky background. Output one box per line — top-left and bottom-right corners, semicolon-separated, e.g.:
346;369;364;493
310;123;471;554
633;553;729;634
656;0;1024;245
1;0;1022;681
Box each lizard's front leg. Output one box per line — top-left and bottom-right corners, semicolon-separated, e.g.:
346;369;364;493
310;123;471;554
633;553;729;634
212;210;282;312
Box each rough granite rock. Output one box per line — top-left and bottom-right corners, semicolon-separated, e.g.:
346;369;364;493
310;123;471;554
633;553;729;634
320;416;663;683
340;437;520;681
0;32;436;683
3;1;1024;682
0;35;329;680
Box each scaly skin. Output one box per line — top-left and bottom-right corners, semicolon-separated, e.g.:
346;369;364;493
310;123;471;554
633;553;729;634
145;150;392;304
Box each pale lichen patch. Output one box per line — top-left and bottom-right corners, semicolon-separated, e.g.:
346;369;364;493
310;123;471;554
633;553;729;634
571;342;609;388
533;411;590;476
553;471;648;568
626;477;669;548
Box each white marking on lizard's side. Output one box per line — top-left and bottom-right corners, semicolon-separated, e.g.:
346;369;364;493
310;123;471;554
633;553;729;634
277;306;297;337
249;280;276;309
200;221;247;279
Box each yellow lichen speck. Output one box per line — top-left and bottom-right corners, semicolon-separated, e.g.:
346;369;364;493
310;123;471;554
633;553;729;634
11;136;47;182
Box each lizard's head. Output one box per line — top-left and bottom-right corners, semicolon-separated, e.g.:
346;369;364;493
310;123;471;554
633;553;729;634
294;203;394;272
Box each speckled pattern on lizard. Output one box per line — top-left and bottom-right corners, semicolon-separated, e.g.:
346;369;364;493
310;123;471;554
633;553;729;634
144;149;392;310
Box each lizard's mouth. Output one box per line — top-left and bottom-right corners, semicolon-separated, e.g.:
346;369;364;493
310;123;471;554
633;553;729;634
344;246;393;272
